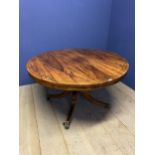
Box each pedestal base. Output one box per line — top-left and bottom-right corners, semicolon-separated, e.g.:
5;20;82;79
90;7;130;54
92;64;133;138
47;91;110;129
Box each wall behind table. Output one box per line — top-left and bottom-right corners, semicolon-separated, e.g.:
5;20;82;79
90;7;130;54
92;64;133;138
19;0;112;85
107;0;135;89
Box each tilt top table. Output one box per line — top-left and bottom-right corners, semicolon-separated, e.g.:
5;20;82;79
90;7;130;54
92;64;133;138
26;48;129;129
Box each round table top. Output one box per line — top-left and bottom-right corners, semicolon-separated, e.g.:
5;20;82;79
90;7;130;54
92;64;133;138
26;48;129;91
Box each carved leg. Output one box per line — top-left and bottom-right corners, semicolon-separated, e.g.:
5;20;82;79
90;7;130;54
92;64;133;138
81;91;110;109
46;90;109;129
63;91;78;129
47;91;70;100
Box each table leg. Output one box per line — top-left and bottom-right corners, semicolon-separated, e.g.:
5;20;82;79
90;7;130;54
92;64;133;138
46;90;109;129
63;91;78;129
81;91;110;109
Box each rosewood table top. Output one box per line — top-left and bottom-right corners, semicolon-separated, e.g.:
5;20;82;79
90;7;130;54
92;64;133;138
26;48;129;91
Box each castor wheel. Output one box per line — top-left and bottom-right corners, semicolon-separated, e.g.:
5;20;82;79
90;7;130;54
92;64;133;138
63;121;70;129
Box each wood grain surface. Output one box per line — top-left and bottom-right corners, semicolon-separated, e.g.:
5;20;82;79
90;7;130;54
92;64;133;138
19;82;135;155
26;49;129;90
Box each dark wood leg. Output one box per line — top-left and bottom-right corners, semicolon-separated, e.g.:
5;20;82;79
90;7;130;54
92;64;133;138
47;91;70;100
46;90;109;129
81;91;110;109
63;91;78;129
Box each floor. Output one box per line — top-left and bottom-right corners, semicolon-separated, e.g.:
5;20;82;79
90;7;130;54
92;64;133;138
19;82;135;155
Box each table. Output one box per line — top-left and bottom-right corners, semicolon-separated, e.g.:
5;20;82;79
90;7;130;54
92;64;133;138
26;48;129;129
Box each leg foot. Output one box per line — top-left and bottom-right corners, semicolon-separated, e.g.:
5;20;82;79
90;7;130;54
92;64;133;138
63;121;70;129
63;91;78;129
46;90;110;129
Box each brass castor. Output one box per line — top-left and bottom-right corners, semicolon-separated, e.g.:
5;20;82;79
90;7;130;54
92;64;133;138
63;121;70;129
47;91;110;129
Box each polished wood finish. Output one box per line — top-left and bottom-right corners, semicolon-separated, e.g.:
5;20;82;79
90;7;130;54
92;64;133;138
26;48;129;129
26;48;129;91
